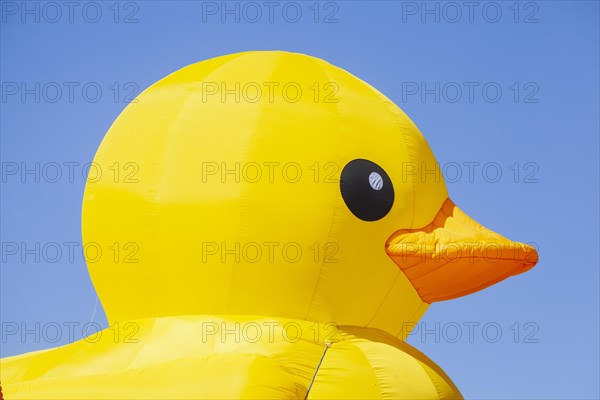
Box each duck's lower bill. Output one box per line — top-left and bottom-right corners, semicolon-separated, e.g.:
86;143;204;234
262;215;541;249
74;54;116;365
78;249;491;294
386;198;538;303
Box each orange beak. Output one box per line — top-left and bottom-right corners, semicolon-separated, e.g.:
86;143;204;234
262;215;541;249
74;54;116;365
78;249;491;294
386;199;538;303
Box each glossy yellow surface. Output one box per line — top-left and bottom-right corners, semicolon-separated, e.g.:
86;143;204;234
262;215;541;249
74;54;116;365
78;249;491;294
1;316;461;399
0;51;537;399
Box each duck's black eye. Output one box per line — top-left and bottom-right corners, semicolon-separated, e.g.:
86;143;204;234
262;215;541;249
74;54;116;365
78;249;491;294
340;159;394;221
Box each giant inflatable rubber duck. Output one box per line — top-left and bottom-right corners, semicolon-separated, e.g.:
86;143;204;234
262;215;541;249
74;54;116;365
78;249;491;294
0;51;538;399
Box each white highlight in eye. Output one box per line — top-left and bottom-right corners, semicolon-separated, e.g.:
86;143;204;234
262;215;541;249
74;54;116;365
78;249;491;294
369;172;383;191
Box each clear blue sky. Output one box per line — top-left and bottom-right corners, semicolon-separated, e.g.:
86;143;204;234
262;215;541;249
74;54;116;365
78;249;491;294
1;1;598;399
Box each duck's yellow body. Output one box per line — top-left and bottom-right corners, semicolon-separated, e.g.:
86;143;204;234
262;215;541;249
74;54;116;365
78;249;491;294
0;51;537;399
1;316;461;399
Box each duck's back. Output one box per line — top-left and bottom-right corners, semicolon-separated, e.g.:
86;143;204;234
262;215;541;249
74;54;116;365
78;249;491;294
0;315;461;399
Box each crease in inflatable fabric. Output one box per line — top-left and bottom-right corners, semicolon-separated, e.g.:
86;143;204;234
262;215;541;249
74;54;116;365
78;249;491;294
366;93;422;326
303;55;343;322
365;270;401;328
343;338;384;399
375;97;418;230
417;360;446;399
221;52;278;311
303;342;331;400
144;54;243;321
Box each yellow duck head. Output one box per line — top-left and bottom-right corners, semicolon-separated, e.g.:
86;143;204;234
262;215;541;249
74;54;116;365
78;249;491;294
82;51;537;339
